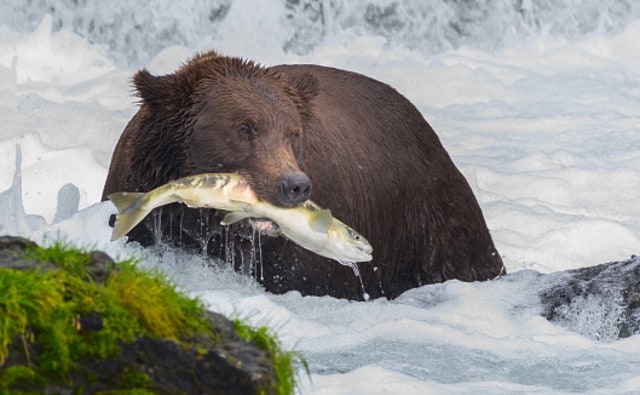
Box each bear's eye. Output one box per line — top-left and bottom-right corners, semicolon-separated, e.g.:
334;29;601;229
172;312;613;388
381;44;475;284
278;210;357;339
237;123;256;141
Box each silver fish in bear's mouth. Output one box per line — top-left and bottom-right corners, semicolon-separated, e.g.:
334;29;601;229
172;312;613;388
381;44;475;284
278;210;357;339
107;173;373;264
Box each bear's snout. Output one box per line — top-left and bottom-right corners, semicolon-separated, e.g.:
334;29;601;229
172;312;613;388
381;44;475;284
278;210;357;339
279;173;312;206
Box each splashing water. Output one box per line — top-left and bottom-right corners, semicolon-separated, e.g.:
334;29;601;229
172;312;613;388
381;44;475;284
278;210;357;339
3;0;640;68
223;225;235;270
250;227;266;281
0;145;30;236
151;208;163;245
257;231;264;282
341;261;370;301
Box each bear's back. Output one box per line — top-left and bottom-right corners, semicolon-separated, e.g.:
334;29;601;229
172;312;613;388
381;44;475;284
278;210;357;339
268;64;504;298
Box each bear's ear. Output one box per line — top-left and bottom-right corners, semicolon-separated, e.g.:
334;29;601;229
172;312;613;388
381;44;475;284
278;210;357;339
132;69;181;107
288;72;319;103
286;72;318;120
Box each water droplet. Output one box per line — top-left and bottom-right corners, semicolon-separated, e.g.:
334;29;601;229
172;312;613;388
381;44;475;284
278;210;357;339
152;208;163;244
257;231;264;281
340;261;369;301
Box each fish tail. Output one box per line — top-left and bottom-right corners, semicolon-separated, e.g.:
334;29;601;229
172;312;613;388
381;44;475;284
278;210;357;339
107;192;149;241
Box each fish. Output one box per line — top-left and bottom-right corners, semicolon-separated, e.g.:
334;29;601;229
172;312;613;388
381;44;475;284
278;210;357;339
107;173;373;264
221;199;373;264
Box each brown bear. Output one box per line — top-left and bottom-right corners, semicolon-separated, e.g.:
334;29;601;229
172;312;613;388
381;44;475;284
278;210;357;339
102;50;504;300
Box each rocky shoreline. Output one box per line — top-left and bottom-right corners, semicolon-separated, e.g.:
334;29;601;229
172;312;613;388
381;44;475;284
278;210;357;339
0;235;293;395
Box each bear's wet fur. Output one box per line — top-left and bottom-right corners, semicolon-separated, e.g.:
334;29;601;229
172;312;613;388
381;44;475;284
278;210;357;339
103;50;505;300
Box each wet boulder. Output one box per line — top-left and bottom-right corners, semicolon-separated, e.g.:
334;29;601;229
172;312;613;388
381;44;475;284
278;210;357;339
0;235;292;395
539;256;640;341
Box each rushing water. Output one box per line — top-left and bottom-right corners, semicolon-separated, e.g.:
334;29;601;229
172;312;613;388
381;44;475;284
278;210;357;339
1;1;640;394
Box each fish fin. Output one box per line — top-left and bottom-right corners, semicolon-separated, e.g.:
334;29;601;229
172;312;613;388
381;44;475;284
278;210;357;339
108;192;145;213
229;199;251;209
310;209;333;233
182;200;200;209
303;200;322;212
221;211;252;226
200;199;251;211
107;192;149;241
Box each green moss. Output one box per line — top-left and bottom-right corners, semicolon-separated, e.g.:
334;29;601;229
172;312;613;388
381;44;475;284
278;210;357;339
26;239;95;279
116;369;151;389
107;262;211;342
233;319;308;395
95;390;156;395
0;266;60;366
0;239;300;394
0;241;212;392
0;365;37;391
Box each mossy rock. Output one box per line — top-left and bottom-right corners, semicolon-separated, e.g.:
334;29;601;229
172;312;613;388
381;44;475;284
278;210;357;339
0;236;299;395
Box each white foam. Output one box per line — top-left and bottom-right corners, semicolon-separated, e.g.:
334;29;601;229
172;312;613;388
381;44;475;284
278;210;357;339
0;135;107;222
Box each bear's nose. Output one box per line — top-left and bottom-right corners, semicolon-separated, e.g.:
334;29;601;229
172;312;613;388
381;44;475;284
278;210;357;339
280;173;312;206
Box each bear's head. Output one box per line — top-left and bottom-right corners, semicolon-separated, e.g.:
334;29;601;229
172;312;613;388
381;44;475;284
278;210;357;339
131;51;318;207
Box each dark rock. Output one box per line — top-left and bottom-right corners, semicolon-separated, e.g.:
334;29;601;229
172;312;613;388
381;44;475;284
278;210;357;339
539;256;640;341
0;235;51;271
66;337;274;395
77;311;104;332
88;249;115;283
0;235;34;251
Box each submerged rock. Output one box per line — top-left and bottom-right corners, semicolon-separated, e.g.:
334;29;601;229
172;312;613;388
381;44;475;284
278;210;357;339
539;256;640;341
0;235;290;394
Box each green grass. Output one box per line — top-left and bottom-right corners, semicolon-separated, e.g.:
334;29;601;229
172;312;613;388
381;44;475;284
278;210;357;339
0;239;300;394
234;318;308;395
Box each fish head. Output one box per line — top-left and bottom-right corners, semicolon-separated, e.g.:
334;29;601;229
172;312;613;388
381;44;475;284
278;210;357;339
326;220;373;263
